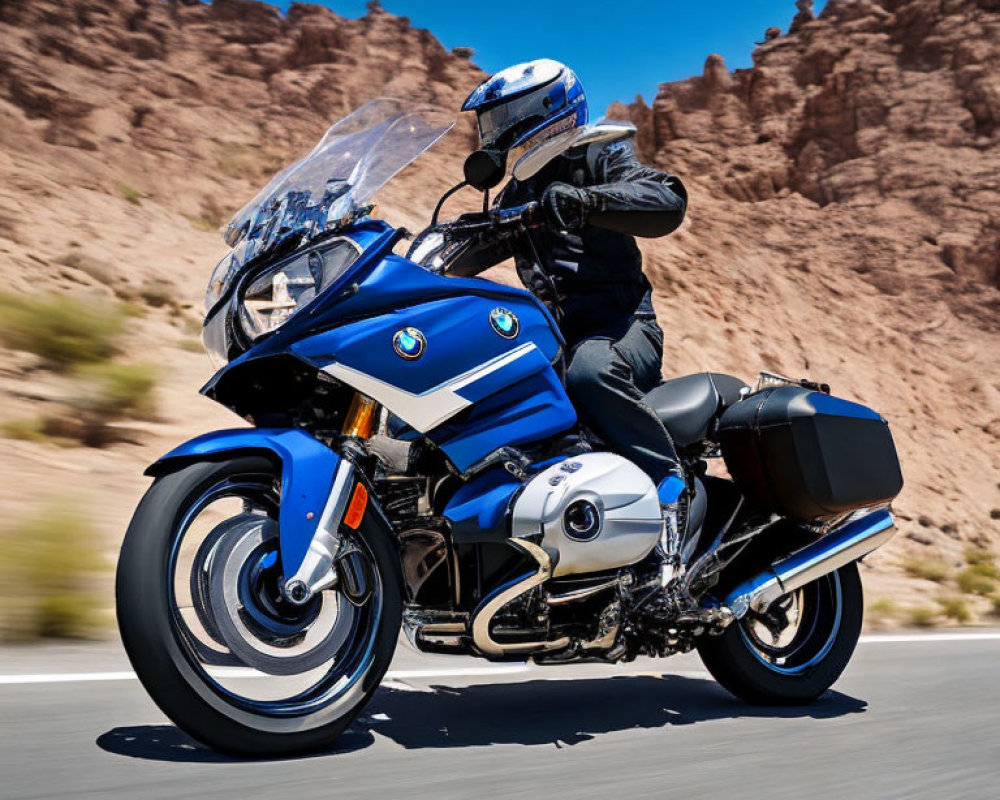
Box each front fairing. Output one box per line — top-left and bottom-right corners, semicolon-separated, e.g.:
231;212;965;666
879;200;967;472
201;219;400;393
201;232;574;473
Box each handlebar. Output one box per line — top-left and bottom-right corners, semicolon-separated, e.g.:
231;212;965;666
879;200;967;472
442;201;540;239
491;202;540;226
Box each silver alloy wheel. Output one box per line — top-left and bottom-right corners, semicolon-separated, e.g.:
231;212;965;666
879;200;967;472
202;515;355;676
167;474;384;718
737;570;843;676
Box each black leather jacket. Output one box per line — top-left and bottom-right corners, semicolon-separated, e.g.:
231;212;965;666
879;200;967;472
451;138;687;347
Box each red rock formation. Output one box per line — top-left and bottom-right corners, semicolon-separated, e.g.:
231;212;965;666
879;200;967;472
610;0;1000;293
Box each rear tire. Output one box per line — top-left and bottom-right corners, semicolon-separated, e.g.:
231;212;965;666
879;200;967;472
116;456;402;757
697;562;863;704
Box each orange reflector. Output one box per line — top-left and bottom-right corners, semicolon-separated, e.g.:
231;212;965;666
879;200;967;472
344;483;368;530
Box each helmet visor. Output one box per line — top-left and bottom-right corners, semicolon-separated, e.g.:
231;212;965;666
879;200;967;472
476;89;556;151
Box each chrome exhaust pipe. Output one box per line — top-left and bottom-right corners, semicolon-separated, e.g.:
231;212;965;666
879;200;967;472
471;538;570;657
725;508;895;619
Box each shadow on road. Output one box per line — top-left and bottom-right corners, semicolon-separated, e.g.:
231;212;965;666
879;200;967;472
96;673;866;761
365;674;867;749
95;725;374;763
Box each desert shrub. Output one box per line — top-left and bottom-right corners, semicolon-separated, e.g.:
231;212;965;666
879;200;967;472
0;505;107;642
866;599;899;630
991;596;1000;619
0;292;124;370
137;281;174;309
57;250;116;284
937;596;971;623
964;547;994;567
79;362;157;419
186;214;218;233
118;183;142;205
217;144;285;181
35;363;159;447
961;548;1000;583
902;556;950;583
187;196;230;232
956;567;997;596
868;599;897;616
57;362;158;446
907;607;937;628
2;417;47;442
967;561;1000;580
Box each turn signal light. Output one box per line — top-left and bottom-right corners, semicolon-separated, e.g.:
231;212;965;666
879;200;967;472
342;392;379;439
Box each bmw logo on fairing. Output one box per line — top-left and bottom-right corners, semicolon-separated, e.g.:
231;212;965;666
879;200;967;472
393;327;425;359
489;307;519;338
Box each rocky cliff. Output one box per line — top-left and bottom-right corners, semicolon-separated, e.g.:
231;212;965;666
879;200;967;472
610;0;1000;295
0;0;998;621
605;0;1000;613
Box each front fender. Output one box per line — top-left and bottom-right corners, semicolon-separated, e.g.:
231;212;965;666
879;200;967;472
146;428;341;577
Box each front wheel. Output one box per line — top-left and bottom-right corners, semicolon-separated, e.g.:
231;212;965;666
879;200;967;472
116;456;402;757
696;562;863;704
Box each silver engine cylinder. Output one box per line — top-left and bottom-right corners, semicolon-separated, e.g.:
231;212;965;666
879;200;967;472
510;453;662;578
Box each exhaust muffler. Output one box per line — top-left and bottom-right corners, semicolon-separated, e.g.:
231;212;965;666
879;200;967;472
725;508;895;619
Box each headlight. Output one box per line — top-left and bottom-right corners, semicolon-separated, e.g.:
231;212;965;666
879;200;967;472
205;252;240;312
238;238;361;340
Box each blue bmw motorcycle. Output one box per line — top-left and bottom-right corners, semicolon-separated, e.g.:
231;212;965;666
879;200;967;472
116;100;904;757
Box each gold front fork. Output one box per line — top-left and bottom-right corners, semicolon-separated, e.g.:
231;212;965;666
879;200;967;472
341;392;380;439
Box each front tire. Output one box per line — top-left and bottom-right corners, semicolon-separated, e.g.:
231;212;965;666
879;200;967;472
697;562;863;704
116;456;402;757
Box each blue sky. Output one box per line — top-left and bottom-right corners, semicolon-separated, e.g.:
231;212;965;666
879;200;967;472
271;1;828;113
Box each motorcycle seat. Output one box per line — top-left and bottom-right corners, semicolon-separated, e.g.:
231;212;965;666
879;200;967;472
644;372;749;448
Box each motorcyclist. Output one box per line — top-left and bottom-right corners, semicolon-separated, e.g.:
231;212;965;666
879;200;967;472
454;59;689;514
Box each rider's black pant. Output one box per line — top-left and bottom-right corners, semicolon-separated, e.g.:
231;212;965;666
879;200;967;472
564;315;680;484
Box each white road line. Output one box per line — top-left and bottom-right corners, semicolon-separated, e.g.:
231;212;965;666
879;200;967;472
859;632;1000;644
0;632;997;686
0;665;530;686
0;671;137;685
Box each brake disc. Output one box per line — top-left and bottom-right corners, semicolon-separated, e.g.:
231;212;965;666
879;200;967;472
205;516;355;676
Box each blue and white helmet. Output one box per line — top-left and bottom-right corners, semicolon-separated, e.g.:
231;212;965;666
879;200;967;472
462;59;588;154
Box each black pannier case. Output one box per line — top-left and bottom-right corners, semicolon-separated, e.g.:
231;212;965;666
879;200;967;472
717;386;903;521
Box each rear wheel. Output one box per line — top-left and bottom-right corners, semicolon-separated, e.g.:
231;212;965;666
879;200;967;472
116;456;401;757
697;562;862;704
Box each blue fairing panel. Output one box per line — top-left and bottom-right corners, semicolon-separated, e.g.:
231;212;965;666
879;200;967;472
434;363;575;471
443;467;523;543
291;255;577;471
146;428;339;578
293;257;563;395
309;252;564;355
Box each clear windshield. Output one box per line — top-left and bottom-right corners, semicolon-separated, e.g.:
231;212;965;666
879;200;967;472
223;98;454;265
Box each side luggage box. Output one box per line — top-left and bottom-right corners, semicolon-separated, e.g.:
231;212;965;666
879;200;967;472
717;386;903;521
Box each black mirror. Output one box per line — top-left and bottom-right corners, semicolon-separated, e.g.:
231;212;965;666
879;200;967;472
463;149;507;191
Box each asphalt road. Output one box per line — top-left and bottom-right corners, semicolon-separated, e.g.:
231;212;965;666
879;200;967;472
1;632;998;800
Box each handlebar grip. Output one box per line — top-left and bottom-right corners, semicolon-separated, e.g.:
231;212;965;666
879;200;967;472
492;201;540;226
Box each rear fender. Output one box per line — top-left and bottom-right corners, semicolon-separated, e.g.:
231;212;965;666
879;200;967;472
145;428;341;578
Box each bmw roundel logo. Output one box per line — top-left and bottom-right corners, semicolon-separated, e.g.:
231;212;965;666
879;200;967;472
489;307;519;338
393;327;425;360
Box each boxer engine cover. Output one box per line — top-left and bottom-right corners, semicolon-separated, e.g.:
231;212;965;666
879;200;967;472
510;453;662;577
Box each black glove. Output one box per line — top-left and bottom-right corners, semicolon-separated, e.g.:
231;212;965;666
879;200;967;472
540;182;597;231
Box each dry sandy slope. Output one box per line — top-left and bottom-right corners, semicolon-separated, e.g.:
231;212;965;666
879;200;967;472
0;0;997;620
